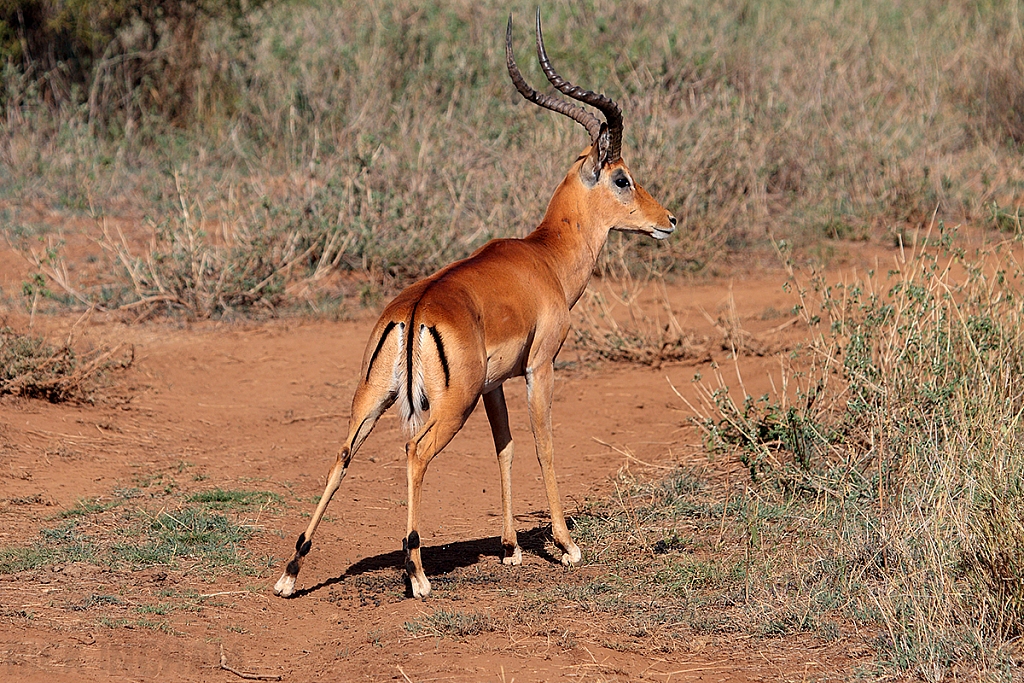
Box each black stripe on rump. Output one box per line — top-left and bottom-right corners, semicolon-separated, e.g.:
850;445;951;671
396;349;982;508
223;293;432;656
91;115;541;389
426;325;450;387
366;320;397;382
406;304;419;415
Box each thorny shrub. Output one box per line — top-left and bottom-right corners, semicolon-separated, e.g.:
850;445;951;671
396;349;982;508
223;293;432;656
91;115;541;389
691;226;1024;676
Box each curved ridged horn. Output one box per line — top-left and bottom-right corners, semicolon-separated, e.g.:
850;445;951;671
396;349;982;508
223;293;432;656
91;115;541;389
506;15;604;143
535;10;623;163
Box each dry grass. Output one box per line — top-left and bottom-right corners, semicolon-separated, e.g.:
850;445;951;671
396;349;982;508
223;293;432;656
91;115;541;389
0;323;131;402
3;0;1024;316
549;227;1024;679
569;274;790;365
681;226;1024;678
570;277;710;366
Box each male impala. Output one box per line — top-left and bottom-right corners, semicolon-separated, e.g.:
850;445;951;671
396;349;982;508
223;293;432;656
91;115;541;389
274;12;675;599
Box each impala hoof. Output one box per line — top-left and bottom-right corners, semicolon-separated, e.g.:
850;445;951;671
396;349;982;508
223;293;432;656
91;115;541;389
273;573;296;597
408;573;431;599
502;545;523;566
560;543;582;567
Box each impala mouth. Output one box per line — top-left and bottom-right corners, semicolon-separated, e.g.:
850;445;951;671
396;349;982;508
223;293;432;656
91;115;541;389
651;226;674;240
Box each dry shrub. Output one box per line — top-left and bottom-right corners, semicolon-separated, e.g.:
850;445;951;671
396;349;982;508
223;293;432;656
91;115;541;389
94;173;309;319
5;0;1024;316
571;280;710;366
976;51;1024;147
0;1;264;129
570;276;787;365
955;9;1024;146
0;324;130;402
689;227;1024;675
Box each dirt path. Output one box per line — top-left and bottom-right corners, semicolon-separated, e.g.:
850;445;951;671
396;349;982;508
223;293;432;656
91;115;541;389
0;275;853;682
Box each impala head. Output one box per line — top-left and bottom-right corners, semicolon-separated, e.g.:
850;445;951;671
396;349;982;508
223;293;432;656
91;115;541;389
506;11;676;240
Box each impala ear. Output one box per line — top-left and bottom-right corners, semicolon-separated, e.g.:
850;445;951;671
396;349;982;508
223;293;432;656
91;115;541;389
579;123;610;187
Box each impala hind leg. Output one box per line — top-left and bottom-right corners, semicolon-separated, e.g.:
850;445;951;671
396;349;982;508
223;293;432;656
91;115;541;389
483;386;521;566
273;383;396;597
404;416;466;598
526;364;581;566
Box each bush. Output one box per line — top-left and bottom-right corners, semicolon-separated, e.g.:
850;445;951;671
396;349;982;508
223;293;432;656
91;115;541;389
5;0;1024;315
0;0;264;128
0;324;129;401
0;325;80;400
693;227;1024;674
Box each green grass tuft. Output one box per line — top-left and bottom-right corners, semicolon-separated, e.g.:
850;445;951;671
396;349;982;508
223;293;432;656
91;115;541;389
404;608;494;639
109;508;253;570
0;522;97;573
0;493;264;575
57;497;122;519
185;488;283;510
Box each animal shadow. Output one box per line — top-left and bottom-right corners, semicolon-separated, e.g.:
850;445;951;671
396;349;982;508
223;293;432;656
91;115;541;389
289;521;561;599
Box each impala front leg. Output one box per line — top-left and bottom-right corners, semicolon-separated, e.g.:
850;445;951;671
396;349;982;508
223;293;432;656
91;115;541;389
483;386;522;565
525;364;581;566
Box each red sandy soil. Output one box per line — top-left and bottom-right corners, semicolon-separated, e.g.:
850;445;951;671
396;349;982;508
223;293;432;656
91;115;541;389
0;239;902;681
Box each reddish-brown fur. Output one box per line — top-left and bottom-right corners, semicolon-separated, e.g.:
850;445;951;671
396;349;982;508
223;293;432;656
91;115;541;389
274;19;675;600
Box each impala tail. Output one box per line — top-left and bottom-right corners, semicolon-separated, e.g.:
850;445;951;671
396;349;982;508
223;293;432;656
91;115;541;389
360;304;454;436
401;318;457;434
397;320;427;435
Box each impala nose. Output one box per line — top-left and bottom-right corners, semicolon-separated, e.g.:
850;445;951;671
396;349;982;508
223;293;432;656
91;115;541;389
652;213;676;240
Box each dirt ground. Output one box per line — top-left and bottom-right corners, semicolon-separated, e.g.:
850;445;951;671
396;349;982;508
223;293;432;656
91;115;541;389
0;241;887;681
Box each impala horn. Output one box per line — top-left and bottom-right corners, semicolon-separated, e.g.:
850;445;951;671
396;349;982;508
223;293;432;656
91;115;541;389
505;12;623;162
534;10;623;163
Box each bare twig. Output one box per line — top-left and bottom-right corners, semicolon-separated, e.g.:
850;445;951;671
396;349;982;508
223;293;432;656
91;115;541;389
592;436;673;470
17;235;105;311
281;412;346;425
219;645;282;681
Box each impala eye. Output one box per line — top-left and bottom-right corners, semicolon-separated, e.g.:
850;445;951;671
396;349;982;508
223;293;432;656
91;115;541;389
614;175;631;189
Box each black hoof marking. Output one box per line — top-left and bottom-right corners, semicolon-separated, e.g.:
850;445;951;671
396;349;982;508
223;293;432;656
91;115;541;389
405;560;418;576
299;539;312;557
285;558;301;576
294;532;307;553
407;530;420;550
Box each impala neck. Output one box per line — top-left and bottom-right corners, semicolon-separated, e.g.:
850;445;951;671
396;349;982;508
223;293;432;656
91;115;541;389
526;185;611;309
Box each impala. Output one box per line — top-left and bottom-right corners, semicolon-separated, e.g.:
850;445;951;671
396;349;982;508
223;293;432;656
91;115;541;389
274;12;675;600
